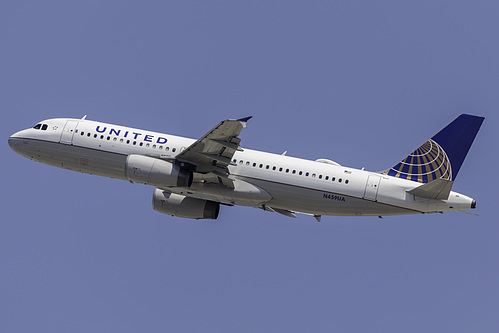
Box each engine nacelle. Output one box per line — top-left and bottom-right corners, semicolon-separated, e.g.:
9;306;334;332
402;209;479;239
125;155;192;187
153;189;220;219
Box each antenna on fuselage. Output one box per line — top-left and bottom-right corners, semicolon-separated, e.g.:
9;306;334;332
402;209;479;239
81;115;87;120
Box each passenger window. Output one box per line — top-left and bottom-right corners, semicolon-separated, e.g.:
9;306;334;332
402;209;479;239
339;178;342;183
253;163;257;167
312;174;316;178
305;172;309;177
272;166;276;171
286;169;289;173
172;148;176;152
319;175;322;179
345;180;349;184
133;141;137;145
325;176;329;180
87;133;91;137
94;134;97;138
246;161;250;166
279;167;283;172
100;135;104;139
166;147;170;151
299;171;303;175
120;138;123;143
126;140;130;144
266;165;270;169
159;146;163;150
292;170;296;174
107;136;110;140
33;124;42;129
332;177;336;181
113;138;117;142
81;132;84;136
259;164;263;168
239;160;243;165
153;145;156;149
146;143;150;148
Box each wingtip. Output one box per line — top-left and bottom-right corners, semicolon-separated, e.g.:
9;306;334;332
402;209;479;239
237;116;253;123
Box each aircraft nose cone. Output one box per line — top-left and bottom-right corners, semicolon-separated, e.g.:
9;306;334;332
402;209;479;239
8;136;18;150
8;131;24;152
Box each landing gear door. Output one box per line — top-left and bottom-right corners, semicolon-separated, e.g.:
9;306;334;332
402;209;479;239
60;120;78;145
364;174;381;201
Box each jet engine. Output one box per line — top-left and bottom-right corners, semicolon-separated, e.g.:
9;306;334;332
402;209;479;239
125;155;192;187
153;189;220;220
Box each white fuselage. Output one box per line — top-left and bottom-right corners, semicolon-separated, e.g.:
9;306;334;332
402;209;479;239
9;118;475;217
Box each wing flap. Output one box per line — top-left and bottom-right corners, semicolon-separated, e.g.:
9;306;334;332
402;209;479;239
209;138;243;151
198;152;236;166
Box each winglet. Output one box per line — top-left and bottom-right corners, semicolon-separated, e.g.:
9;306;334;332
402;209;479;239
237;116;253;123
237;116;253;128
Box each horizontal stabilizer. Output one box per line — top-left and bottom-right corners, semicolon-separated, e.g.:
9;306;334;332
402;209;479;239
458;210;478;216
407;178;453;200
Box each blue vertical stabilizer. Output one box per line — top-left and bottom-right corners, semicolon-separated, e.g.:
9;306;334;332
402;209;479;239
385;114;484;183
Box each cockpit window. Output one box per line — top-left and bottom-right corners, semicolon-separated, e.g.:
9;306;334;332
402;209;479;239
41;124;48;130
33;124;42;129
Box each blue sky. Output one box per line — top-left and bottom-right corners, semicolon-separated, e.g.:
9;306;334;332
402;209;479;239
2;1;498;332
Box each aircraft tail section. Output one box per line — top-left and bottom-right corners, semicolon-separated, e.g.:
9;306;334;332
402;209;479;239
384;114;484;183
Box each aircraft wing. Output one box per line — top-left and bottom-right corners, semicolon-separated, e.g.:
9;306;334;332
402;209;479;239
175;117;252;187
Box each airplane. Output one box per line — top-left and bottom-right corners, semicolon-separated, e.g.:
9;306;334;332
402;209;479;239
8;114;484;221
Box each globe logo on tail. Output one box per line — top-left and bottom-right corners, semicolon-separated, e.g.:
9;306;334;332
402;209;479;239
385;139;452;183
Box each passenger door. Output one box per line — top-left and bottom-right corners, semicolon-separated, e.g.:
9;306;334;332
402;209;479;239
60;120;78;145
363;174;381;201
